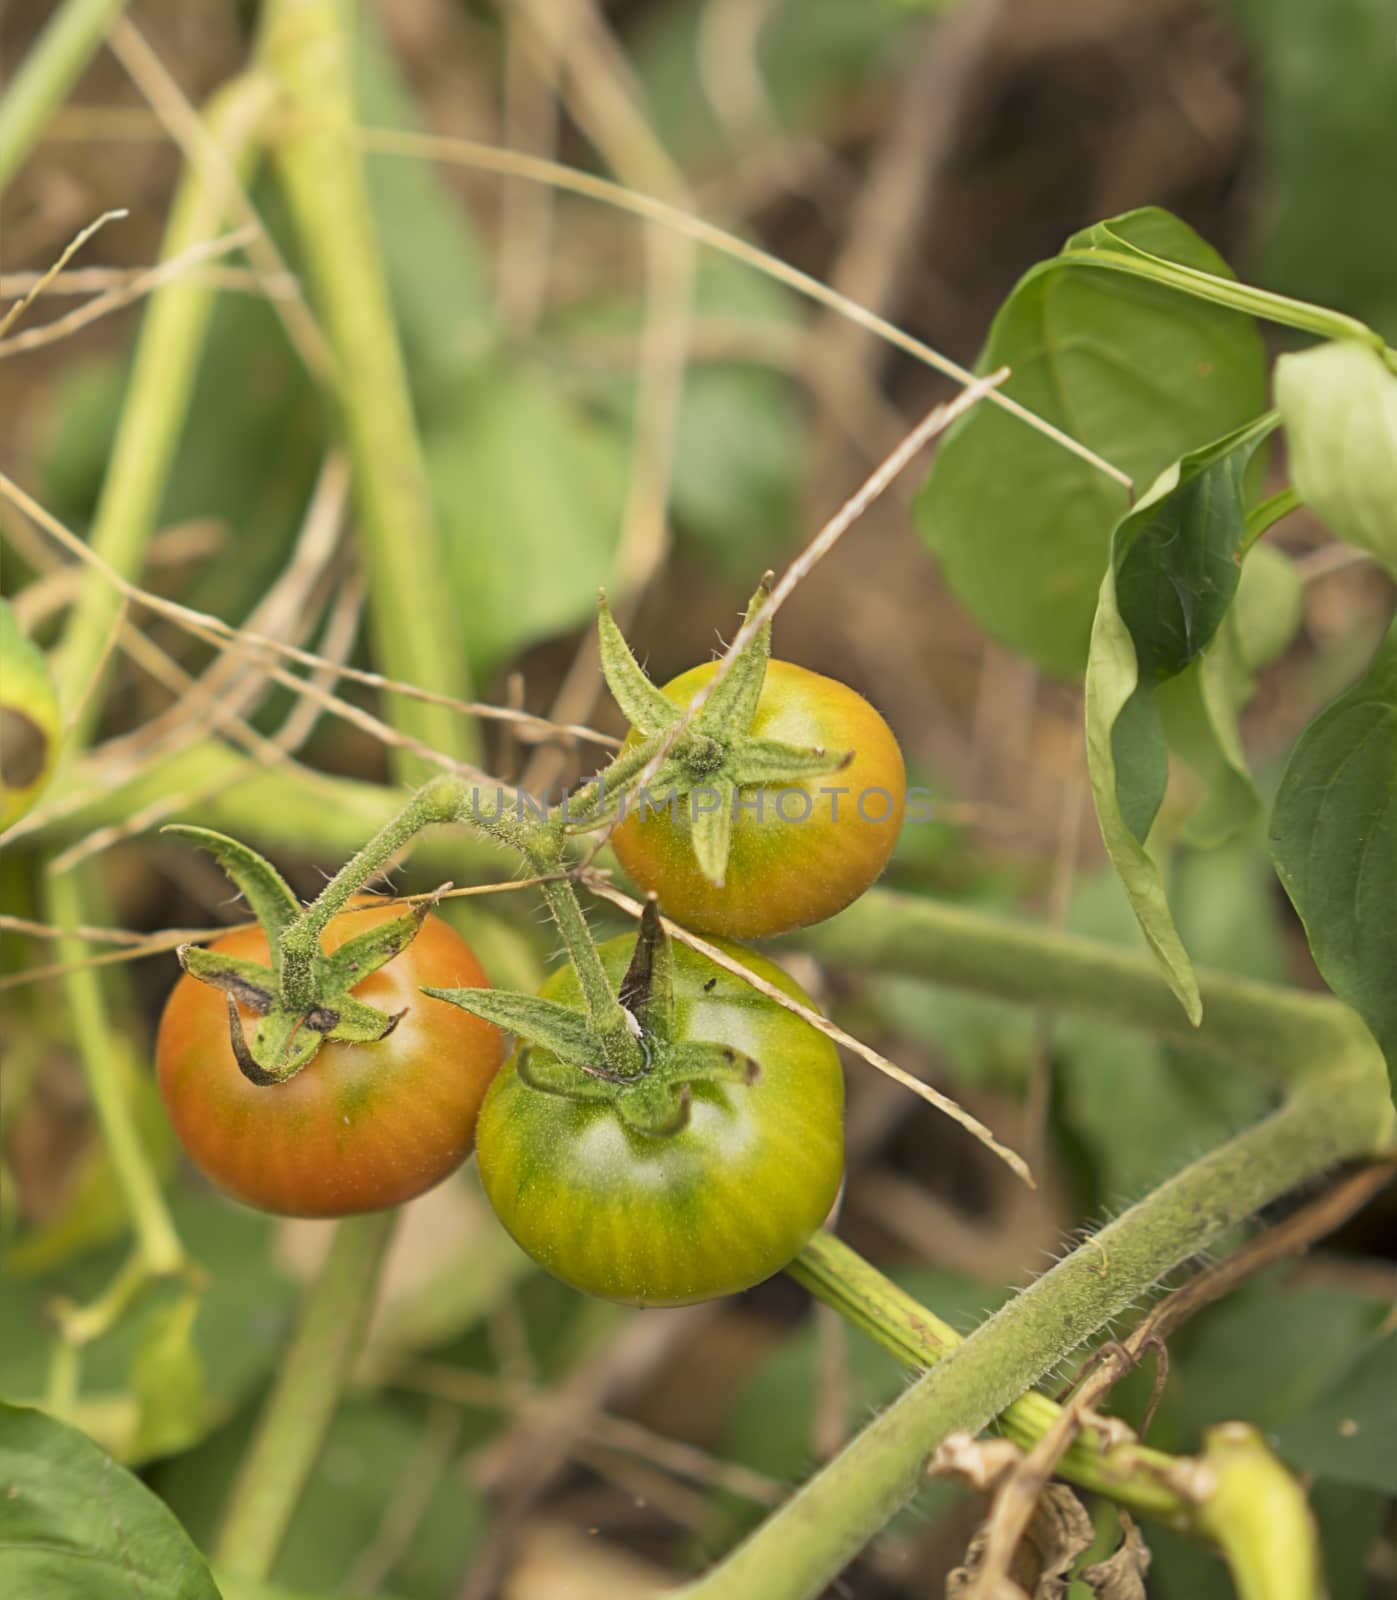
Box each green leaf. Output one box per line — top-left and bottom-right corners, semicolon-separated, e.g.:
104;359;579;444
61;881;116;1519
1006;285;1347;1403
597;593;680;737
1113;415;1276;679
129;1292;206;1462
1084;420;1277;1012
162;825;301;953
426;360;628;682
1269;618;1397;1085
917;207;1267;676
1272;1331;1397;1493
1231;540;1304;672
1156;641;1258;851
1085;570;1199;1020
1275;341;1397;571
1233;0;1397;340
422;986;598;1067
0;1402;221;1600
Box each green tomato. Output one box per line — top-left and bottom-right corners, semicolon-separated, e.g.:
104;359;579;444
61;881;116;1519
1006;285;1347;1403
475;934;844;1306
0;599;62;832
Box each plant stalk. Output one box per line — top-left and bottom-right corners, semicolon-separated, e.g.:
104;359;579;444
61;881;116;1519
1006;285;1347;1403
42;871;182;1276
1061;245;1395;365
258;0;478;777
53;72;277;735
0;0;129;188
213;1209;396;1577
787;1234;1184;1521
785;887;1356;1081
682;1055;1391;1599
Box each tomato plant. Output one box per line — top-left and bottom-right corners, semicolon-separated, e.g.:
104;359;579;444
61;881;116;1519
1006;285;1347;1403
156;902;502;1218
467;923;844;1305
6;4;1397;1597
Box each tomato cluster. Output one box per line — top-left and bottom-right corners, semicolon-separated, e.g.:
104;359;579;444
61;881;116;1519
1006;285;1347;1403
156;599;904;1306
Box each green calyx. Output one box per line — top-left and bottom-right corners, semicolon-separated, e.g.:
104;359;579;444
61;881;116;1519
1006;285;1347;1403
167;824;439;1086
591;576;852;885
427;897;759;1138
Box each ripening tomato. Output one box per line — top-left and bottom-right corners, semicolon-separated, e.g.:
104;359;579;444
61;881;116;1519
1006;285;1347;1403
156;904;502;1217
474;933;844;1305
610;660;906;938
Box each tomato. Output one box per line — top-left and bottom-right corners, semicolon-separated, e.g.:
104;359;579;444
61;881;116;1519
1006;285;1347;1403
156;904;502;1217
610;660;906;939
474;933;844;1305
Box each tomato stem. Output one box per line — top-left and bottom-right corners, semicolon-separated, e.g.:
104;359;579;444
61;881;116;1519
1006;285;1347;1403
683;1055;1390;1600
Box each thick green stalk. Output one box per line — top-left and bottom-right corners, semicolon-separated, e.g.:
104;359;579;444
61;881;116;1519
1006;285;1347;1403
53;72;277;733
213;1210;396;1577
0;0;129;188
42;870;182;1276
786;888;1352;1081
682;1055;1392;1600
25;742;508;879
787;1235;1184;1521
258;0;477;777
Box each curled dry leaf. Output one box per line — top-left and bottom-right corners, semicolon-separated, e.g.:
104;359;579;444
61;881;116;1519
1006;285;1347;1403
946;1483;1095;1600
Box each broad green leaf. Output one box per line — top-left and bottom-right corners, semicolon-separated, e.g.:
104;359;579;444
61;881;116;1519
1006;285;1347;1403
129;1292;206;1462
1269;618;1397;1086
1272;1332;1397;1493
1231;540;1304;672
0;1402;221;1600
1275;341;1397;571
1233;0;1397;339
917;207;1267;676
426;359;627;681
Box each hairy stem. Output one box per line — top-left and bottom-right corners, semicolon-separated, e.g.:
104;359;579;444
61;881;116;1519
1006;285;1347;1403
787;1235;1185;1520
0;0;130;187
258;0;478;777
277;775;479;1006
682;1055;1391;1599
213;1210;396;1577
